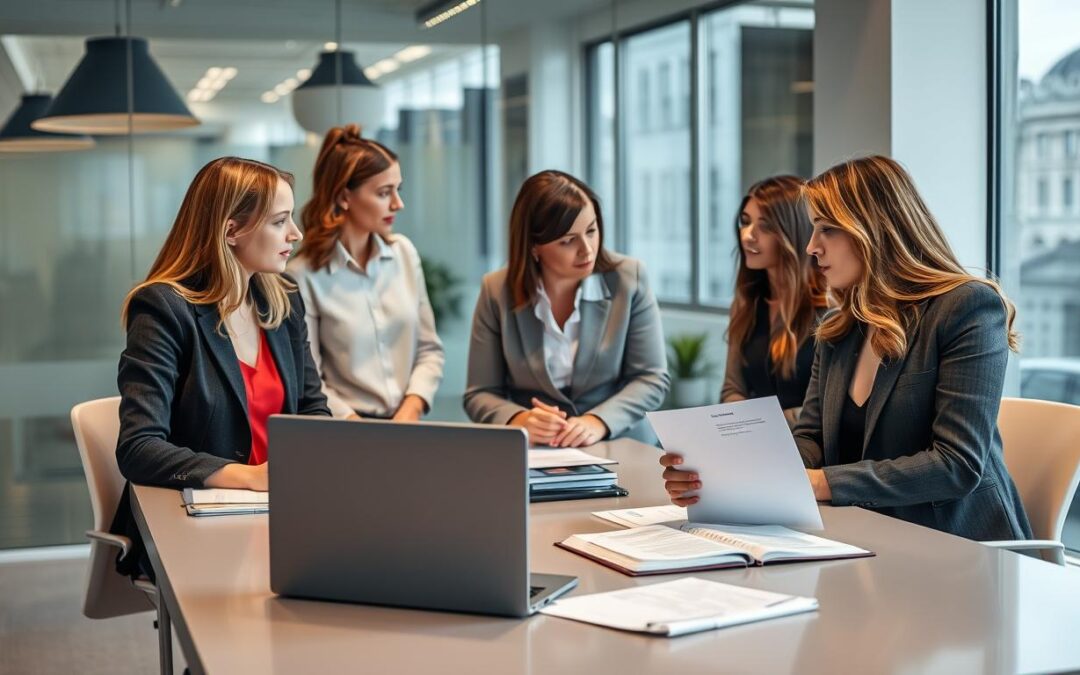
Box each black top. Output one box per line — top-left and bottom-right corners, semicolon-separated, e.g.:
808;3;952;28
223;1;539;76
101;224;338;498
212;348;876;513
740;299;816;409
838;393;867;465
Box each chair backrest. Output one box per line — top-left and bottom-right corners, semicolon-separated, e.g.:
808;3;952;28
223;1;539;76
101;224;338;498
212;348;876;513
998;397;1080;543
71;396;153;619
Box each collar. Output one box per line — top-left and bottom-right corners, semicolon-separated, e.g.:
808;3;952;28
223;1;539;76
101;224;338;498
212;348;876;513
533;274;604;324
328;235;395;274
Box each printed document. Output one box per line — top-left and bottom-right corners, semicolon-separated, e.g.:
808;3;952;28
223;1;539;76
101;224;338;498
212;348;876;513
647;397;823;530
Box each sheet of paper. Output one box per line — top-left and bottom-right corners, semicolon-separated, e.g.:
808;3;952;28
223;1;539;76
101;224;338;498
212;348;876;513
528;447;618;469
182;488;269;505
646;397;823;530
592;505;687;528
540;577;818;637
573;525;733;561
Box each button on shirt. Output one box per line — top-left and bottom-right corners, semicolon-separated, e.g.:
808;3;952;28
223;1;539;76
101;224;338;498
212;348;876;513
533;275;605;390
288;235;445;418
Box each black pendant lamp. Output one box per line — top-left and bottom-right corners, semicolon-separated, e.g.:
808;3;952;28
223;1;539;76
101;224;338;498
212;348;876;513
0;93;95;152
31;35;199;135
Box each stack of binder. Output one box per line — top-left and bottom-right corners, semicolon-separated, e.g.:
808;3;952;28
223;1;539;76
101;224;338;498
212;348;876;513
528;449;628;502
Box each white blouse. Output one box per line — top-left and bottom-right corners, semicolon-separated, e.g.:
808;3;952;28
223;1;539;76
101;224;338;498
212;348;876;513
533;275;604;390
288;235;444;418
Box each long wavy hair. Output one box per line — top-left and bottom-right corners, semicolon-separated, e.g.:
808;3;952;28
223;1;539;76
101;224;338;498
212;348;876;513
726;175;828;379
121;157;295;331
297;124;398;270
804;155;1019;360
507;170;618;309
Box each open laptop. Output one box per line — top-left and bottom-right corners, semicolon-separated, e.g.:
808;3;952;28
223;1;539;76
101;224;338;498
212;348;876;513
267;415;578;618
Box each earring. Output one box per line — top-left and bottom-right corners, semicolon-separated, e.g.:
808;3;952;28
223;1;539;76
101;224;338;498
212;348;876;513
531;250;539;263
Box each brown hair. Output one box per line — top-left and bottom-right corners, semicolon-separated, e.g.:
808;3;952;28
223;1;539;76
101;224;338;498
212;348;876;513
507;170;617;309
121;156;295;331
298;124;398;270
726;175;829;379
804;155;1019;360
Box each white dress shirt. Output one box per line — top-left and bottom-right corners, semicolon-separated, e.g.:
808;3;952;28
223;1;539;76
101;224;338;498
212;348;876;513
533;275;605;390
287;235;445;418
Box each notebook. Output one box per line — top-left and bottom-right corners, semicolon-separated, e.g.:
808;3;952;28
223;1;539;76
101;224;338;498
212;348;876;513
181;488;268;517
540;577;818;637
557;522;872;575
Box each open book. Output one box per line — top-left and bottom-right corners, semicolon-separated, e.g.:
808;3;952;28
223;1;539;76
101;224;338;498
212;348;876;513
540;577;818;637
181;488;268;517
557;523;872;576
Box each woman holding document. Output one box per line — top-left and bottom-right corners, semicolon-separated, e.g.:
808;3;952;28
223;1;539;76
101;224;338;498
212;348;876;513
661;155;1031;541
721;175;828;427
464;170;670;447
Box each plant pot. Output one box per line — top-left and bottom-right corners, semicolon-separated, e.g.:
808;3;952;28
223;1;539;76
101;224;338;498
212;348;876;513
671;377;710;408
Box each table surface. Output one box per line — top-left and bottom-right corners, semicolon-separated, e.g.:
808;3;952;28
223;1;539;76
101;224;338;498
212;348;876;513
132;439;1080;675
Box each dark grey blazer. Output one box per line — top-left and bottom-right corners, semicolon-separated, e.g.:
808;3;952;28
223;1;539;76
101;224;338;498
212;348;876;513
463;254;670;443
792;281;1032;541
115;277;330;488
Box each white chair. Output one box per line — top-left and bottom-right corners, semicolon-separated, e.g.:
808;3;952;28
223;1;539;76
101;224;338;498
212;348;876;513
985;397;1080;565
71;396;173;674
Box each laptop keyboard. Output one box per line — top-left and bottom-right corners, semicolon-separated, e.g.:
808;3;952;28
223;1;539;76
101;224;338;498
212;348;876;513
530;586;544;597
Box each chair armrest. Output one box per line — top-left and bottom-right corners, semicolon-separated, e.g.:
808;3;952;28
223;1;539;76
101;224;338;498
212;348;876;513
984;539;1066;565
86;529;133;561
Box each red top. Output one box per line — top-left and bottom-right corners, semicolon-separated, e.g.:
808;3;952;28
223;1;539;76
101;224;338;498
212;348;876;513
238;330;285;466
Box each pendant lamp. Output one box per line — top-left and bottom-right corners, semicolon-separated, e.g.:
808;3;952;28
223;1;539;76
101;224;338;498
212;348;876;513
291;49;385;137
0;94;95;152
31;36;199;135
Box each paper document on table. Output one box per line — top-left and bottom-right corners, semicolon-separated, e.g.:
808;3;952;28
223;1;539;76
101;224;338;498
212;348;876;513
593;505;687;528
540;577;818;637
528;447;618;469
647;397;823;530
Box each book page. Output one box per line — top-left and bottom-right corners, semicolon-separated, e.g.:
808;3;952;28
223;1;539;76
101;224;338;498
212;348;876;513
540;577;818;637
573;525;742;562
683;523;869;562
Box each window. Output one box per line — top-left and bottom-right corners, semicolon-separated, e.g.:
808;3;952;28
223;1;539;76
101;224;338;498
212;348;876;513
623;21;692;303
586;1;814;308
586;42;616;226
1002;0;1080;548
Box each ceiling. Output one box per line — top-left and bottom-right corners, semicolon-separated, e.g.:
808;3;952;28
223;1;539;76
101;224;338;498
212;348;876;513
0;0;612;44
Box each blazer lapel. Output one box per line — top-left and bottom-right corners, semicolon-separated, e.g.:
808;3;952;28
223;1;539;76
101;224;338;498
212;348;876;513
194;304;248;414
570;276;612;399
513;305;570;405
823;327;860;465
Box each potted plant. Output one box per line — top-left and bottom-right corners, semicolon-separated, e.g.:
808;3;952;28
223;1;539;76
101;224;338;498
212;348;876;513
421;258;464;330
667;333;714;407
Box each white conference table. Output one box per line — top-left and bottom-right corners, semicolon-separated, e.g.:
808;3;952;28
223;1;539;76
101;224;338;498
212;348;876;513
131;438;1080;675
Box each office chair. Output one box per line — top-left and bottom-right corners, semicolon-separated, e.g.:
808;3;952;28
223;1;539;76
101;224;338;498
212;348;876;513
984;397;1080;565
71;396;173;674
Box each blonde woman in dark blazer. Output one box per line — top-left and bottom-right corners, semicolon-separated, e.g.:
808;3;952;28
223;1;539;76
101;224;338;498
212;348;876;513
661;156;1031;541
464;170;670;447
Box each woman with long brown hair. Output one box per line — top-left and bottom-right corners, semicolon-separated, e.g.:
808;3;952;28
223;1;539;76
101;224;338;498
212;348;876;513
464;170;669;447
661;155;1031;541
113;157;330;575
722;175;828;427
288;124;444;421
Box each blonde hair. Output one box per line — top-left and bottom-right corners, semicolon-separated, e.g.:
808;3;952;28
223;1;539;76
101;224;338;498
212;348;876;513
298;124;398;271
726;175;828;379
121;156;296;332
803;155;1018;360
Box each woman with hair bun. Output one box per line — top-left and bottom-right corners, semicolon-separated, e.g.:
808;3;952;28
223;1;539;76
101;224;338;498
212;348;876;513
288;124;444;421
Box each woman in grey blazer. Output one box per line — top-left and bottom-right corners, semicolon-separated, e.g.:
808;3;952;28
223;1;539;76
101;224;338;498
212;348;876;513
464;170;670;447
662;156;1031;541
